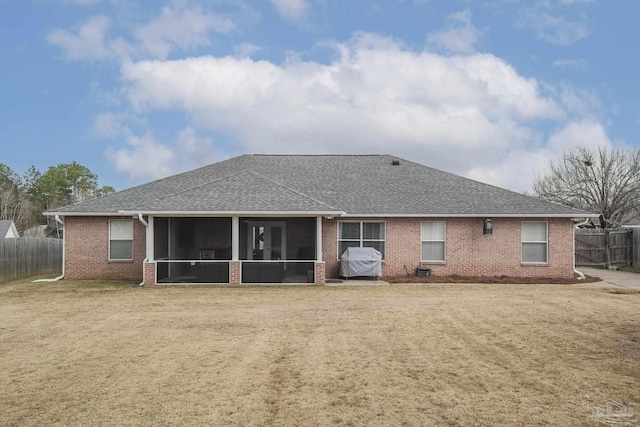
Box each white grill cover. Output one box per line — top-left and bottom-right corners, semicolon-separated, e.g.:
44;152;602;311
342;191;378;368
340;247;383;278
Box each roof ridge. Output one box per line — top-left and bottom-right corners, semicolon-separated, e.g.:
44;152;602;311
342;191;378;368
248;154;389;157
247;170;340;211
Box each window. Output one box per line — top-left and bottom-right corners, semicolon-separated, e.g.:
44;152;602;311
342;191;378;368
421;221;446;261
522;222;547;263
338;221;385;258
110;219;133;260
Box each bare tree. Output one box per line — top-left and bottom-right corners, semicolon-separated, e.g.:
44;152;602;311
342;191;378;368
0;164;33;232
532;147;640;228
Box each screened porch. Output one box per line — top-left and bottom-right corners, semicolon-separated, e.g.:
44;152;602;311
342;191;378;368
152;216;318;284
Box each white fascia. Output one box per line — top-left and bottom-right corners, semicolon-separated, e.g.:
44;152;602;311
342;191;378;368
43;211;129;217
118;210;346;217
339;213;600;218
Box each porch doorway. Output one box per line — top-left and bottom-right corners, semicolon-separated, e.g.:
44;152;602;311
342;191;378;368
246;221;286;261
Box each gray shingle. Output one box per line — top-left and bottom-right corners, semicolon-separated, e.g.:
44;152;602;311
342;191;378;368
48;154;594;217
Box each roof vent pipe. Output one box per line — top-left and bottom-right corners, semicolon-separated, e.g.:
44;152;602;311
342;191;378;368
391;160;400;165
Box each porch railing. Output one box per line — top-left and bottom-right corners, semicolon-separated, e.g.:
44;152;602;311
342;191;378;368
156;260;230;284
241;261;316;284
154;260;316;284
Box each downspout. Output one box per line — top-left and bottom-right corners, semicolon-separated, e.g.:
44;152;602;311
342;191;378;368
33;215;65;283
137;213;149;287
573;218;591;280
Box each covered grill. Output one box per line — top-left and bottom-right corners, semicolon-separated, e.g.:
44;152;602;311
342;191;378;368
339;247;383;278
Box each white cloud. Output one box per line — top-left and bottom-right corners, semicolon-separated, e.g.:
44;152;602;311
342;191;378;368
559;84;602;119
547;120;613;154
552;58;588;70
467;120;613;190
105;128;227;181
106;133;175;180
233;42;261;58
517;6;589;45
93;112;131;138
62;0;102;4
559;0;594;4
134;5;235;59
49;5;234;62
114;33;574;189
427;9;483;54
47;16;113;60
271;0;308;21
175;127;227;168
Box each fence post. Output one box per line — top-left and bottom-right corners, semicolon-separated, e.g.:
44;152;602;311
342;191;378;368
604;229;611;269
628;229;633;268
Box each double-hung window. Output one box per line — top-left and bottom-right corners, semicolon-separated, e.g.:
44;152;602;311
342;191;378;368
521;222;548;263
421;221;446;261
338;221;385;258
109;219;134;260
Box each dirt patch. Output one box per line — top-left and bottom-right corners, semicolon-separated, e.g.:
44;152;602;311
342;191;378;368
383;274;602;284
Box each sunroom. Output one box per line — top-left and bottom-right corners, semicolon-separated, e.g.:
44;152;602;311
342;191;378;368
150;216;322;284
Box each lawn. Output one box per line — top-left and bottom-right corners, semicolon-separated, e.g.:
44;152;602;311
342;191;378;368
1;279;639;426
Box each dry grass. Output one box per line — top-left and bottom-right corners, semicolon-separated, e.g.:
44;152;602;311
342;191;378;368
1;278;639;426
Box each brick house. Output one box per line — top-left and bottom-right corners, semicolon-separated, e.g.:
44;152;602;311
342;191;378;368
45;155;596;285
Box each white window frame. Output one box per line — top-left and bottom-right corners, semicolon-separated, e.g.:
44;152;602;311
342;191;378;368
421;221;446;262
109;219;134;261
521;221;548;264
337;221;386;260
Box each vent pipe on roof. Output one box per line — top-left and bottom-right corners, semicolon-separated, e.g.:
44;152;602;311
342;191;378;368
391;160;400;165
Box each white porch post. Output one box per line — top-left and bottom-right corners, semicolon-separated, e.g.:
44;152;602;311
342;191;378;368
316;216;323;262
146;216;154;261
232;216;239;261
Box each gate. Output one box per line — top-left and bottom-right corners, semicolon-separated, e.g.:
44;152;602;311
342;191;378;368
575;228;632;267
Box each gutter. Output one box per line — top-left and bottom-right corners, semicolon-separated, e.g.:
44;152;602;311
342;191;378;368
33;215;65;283
573;218;591;280
136;214;149;287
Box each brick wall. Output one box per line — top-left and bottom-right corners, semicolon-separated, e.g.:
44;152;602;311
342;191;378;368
323;217;576;279
65;216;146;281
143;261;156;286
230;261;241;285
315;262;326;284
65;215;576;283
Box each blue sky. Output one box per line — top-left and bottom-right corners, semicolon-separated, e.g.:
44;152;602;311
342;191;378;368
1;0;637;192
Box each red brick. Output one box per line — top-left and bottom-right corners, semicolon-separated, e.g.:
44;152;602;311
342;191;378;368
323;217;575;279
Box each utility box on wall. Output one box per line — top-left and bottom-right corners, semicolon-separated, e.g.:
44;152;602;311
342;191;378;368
416;267;431;277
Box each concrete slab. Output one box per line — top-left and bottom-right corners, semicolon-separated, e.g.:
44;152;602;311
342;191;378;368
326;279;390;286
578;267;640;290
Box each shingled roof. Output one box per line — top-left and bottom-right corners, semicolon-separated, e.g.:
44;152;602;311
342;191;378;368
0;220;19;238
46;155;595;217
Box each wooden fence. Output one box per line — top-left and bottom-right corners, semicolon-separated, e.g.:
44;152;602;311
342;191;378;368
575;228;633;267
631;228;640;268
0;237;63;282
